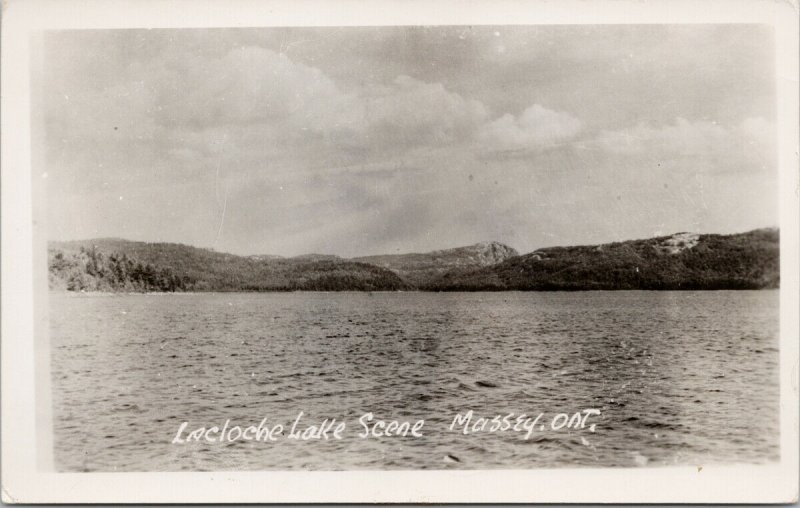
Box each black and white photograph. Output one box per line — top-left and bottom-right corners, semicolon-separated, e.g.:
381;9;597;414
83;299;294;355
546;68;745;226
2;0;798;503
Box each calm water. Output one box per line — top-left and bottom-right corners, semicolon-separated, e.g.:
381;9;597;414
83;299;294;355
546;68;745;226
49;291;779;471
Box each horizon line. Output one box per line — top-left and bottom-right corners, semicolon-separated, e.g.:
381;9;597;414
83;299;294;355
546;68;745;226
47;226;780;260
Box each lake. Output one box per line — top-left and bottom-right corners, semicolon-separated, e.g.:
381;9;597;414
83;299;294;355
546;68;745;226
48;290;779;471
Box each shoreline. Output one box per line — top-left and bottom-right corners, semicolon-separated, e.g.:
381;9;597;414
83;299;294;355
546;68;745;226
49;287;781;296
47;229;780;294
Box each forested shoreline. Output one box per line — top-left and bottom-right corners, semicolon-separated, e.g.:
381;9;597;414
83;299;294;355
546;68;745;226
49;228;779;292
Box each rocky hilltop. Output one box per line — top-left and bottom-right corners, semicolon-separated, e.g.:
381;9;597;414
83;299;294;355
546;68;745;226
48;229;778;292
353;241;519;286
428;229;779;291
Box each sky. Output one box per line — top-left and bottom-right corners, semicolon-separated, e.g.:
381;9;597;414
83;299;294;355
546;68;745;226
39;25;777;257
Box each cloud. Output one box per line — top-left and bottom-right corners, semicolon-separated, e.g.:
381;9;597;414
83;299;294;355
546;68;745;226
47;38;581;178
349;75;489;147
594;117;727;155
146;48;491;154
154;46;343;128
136;47;488;159
478;104;582;152
45;42;502;199
592;117;775;174
41;29;776;257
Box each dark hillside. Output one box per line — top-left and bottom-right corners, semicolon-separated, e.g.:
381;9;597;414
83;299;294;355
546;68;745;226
49;229;778;292
427;229;779;291
49;239;408;292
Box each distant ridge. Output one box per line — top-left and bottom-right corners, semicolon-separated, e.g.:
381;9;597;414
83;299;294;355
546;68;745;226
48;229;778;292
353;241;519;285
291;254;342;262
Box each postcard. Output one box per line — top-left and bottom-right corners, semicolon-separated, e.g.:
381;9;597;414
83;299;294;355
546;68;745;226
1;0;798;503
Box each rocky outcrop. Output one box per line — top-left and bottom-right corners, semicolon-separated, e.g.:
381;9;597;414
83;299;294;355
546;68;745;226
353;241;519;287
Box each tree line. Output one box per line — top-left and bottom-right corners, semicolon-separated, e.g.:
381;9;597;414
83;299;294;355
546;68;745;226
49;246;193;292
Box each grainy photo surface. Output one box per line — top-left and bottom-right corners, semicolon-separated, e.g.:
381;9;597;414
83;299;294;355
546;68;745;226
39;25;780;473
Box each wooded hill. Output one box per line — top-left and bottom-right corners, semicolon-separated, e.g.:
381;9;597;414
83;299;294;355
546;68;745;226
426;229;779;291
48;239;408;292
49;229;779;292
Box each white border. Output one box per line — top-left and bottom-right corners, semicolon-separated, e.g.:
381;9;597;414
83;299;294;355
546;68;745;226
2;0;798;503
